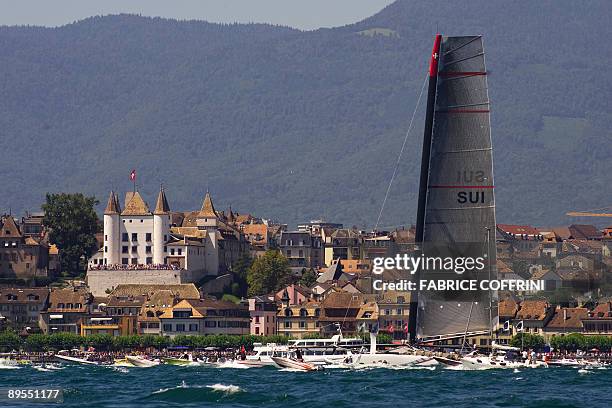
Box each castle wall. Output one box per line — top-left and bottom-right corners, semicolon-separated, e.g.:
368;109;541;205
86;268;195;297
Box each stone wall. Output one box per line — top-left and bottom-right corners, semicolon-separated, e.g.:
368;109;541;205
86;268;195;296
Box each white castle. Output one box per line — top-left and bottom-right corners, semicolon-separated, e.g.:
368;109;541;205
87;187;227;296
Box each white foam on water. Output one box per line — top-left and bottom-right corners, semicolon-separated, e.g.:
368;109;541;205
215;361;250;369
206;384;243;394
513;368;521;373
578;368;591;374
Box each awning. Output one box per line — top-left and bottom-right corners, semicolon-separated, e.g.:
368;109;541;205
49;314;64;319
90;318;113;322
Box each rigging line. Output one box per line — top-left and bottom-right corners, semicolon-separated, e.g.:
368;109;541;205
374;73;428;232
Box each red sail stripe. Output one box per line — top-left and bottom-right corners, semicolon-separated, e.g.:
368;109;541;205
439;71;487;77
430;185;495;189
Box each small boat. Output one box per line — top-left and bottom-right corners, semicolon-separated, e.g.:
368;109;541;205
0;358;20;369
54;354;99;365
235;359;268;368
112;358;135;367
163;354;196;366
125;355;160;367
270;356;319;371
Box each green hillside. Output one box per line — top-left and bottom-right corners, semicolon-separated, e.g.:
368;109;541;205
1;0;610;228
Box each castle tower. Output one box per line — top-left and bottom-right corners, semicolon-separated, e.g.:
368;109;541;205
197;191;219;274
153;186;170;265
103;191;121;265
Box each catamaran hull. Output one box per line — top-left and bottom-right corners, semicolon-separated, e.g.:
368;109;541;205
461;356;546;370
351;354;438;368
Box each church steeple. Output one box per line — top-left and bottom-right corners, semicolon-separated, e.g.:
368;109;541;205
153;186;170;215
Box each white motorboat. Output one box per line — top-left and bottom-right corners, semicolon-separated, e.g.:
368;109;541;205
461;344;547;370
54;354;99;365
247;343;290;366
270;356;319;371
0;357;19;369
125;355;161;367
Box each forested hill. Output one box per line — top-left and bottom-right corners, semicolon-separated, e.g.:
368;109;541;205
1;0;611;228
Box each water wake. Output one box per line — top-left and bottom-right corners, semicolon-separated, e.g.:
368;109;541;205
206;384;243;394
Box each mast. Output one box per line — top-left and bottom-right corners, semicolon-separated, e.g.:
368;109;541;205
409;34;441;343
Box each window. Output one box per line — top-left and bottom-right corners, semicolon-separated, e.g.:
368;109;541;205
299;250;303;257
178;249;182;256
122;246;128;254
163;324;172;332
299;321;306;328
104;235;108;241
300;309;308;317
164;246;167;252
146;257;153;265
131;258;137;264
255;316;260;323
189;324;198;332
121;258;128;265
132;246;137;253
170;248;175;255
287;250;292;257
104;246;108;253
131;233;138;241
146;311;154;318
122;233;128;242
175;324;185;332
146;233;152;242
284;321;291;328
255;327;260;335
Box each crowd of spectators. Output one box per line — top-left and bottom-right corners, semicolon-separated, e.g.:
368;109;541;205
88;263;182;271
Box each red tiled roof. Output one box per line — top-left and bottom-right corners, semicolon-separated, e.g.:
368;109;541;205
546;307;587;329
516;300;549;321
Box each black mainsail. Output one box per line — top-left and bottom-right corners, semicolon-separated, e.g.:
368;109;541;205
409;35;497;341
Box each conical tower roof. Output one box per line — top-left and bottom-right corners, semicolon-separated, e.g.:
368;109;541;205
104;191;120;215
198;191;217;218
121;191;151;216
227;206;235;223
153;187;170;215
0;215;22;238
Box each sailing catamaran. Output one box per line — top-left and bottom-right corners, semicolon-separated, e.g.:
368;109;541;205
409;34;498;344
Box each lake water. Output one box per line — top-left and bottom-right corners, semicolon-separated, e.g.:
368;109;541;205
0;363;608;407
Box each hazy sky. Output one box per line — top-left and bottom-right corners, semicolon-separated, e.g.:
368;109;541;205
0;0;395;30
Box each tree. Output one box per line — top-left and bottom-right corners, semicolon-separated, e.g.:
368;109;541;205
231;254;253;297
299;268;318;288
509;333;545;350
42;193;100;276
0;330;21;352
247;250;291;297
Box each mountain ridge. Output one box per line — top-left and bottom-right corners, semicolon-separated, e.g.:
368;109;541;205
1;0;611;228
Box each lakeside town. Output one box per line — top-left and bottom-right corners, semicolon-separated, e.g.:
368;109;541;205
1;186;612;353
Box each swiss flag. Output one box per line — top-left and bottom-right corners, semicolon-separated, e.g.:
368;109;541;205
129;169;136;181
388;324;395;334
